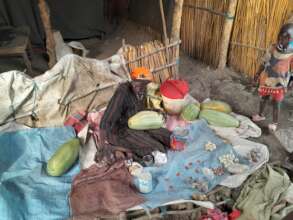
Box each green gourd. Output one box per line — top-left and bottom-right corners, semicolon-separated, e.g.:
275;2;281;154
128;111;164;130
199;109;239;127
180;103;200;121
47;138;80;176
201;100;232;113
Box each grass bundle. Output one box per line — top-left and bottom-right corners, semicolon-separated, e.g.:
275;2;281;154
181;0;229;67
180;0;292;79
122;40;179;83
228;0;292;79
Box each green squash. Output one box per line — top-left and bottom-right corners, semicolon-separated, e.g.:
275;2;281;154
47;138;80;177
180;103;200;121
201;100;232;113
199;109;239;127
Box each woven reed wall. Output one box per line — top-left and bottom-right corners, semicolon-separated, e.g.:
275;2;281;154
181;0;229;67
122;40;180;83
180;0;293;78
228;0;293;78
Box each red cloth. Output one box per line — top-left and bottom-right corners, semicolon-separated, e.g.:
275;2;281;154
160;80;189;99
229;209;241;220
200;209;228;220
64;110;105;134
258;86;285;102
64;111;87;133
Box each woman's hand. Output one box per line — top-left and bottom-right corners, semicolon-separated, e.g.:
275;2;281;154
99;129;107;145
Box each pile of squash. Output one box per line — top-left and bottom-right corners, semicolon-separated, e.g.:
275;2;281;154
128;99;240;130
181;100;240;128
127;81;239;129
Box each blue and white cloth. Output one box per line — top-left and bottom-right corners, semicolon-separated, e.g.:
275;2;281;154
142;120;248;209
0;126;79;220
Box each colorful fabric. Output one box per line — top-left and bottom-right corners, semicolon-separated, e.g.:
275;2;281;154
130;67;153;81
142;120;249;209
64;111;88;133
0;126;79;220
258;86;285;101
66;109;105;170
229;210;241;220
259;47;293;88
64;110;104;135
200;208;229;220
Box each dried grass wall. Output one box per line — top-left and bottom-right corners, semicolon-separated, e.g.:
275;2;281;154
228;0;293;78
180;0;293;78
181;0;229;67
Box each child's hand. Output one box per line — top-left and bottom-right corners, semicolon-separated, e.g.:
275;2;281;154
288;82;293;91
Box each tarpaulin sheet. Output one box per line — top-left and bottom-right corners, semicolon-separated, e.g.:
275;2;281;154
142;120;249;209
0;126;79;220
0;54;129;127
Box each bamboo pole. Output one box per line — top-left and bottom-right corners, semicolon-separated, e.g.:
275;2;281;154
170;0;184;78
218;0;238;69
38;0;56;68
159;0;169;43
170;0;184;41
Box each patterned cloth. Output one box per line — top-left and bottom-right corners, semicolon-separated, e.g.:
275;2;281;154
142;120;249;209
258;86;286;102
199;208;229;220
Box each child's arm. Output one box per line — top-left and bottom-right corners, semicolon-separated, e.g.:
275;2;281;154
253;45;273;85
288;58;293;89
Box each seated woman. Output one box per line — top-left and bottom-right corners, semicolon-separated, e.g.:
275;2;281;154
99;67;171;163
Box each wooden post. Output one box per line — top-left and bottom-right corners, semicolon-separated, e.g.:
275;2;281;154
218;0;238;69
38;0;57;68
170;0;184;78
159;0;171;78
170;0;184;41
159;0;169;43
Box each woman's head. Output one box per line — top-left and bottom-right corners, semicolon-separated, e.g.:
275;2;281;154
131;79;149;100
130;67;154;81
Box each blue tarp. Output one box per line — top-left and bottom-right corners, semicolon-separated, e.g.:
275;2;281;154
142;120;248;209
0;126;79;220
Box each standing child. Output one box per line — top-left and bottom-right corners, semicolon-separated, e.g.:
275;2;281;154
253;22;293;131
